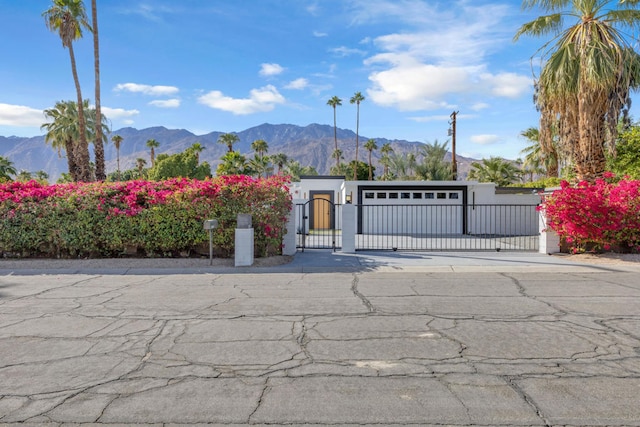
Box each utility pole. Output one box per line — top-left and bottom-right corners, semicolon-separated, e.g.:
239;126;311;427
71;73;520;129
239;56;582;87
449;111;459;180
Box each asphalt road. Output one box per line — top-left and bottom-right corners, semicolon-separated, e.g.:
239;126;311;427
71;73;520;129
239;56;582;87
1;251;639;426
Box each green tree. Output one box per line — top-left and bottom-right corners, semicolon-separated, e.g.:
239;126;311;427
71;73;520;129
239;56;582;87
41;99;107;182
380;142;394;180
415;140;453;181
15;170;33;182
363;138;378;181
520;127;560;178
251;139;269;156
271;152;289;174
43;0;92;182
331;148;343;173
331;160;370;181
218;133;239;153
216;151;251;176
0;156;17;181
608;124;640;178
284;160;318;181
147;149;211;181
111;134;123;181
514;0;640;182
468;157;522;186
189;142;205;165
249;154;273;178
34;170;50;183
327;95;342;168
146;139;160;168
42;101;80;181
350;91;365;180
136;158;146;179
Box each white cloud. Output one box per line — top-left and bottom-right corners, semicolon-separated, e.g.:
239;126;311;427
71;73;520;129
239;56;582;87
471;102;490;111
366;57;475;111
197;85;285;115
0;103;43;127
114;83;179;96
470;134;500;145
480;72;532;98
407;114;452;123
149;99;181;108
349;0;531;112
285;78;309;90
313;31;328;37
102;107;140;120
330;46;367;57
259;63;285;77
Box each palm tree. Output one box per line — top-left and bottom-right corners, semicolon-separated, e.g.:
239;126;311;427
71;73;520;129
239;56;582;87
91;0;105;181
217;133;239;153
350;91;365;180
363;138;378;180
189;142;205;165
251;139;269;156
217;151;249;176
16;170;33;182
514;0;640;182
380;142;394;180
136;158;146;178
327;95;342;168
271;153;288;174
468;157;522;186
146;139;160;168
42;101;79;181
43;0;92;182
35;170;50;182
520;127;560;178
0;156;17;181
111;134;123;181
415;140;453;181
249;155;273;178
331;148;343;173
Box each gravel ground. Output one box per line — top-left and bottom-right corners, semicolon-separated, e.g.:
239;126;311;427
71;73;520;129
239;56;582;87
561;252;640;265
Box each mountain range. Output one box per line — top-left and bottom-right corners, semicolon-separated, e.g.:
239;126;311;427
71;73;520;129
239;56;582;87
0;123;475;181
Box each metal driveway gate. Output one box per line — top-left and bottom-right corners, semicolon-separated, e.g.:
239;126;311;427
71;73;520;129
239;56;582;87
295;199;342;251
355;203;539;251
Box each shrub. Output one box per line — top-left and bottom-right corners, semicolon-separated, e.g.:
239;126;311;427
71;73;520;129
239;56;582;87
0;176;292;258
540;173;640;253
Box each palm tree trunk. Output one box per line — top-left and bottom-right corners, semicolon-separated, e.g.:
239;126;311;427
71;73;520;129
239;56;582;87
333;107;339;168
354;104;359;180
92;0;105;181
116;148;121;181
68;43;91;182
368;149;372;180
64;137;79;182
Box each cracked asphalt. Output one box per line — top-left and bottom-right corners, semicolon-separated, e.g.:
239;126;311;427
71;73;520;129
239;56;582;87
1;252;640;426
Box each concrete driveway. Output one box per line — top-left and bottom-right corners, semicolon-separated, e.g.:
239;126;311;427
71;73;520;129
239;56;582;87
1;252;640;426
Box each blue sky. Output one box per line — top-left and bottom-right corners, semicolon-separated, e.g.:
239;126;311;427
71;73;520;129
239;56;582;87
0;0;620;160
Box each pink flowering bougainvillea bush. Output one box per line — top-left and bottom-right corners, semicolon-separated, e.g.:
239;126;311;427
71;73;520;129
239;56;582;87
541;173;640;253
0;175;292;258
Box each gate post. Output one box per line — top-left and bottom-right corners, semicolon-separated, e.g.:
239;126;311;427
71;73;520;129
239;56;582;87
341;203;356;253
539;208;560;254
282;205;297;256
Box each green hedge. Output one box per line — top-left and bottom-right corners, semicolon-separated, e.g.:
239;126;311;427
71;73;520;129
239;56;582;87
0;175;292;258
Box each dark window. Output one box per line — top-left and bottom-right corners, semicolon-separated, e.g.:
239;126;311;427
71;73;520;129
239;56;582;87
389;192;398;199
449;193;459;199
437;192;446;199
425;192;435;199
401;192;411;199
413;193;422;199
364;192;374;199
377;193;387;199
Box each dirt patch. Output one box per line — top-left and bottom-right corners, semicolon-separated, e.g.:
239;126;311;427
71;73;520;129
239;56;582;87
559;252;640;266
